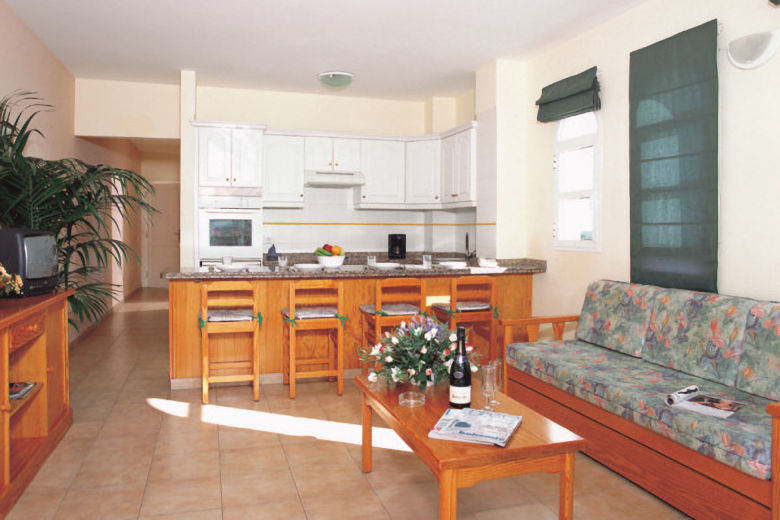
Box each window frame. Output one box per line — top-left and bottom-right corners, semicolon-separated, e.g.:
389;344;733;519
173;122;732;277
552;112;602;252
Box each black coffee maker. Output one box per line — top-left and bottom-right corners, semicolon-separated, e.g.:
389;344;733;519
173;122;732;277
388;234;406;259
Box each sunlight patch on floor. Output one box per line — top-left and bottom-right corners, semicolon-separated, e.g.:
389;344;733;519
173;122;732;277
146;397;191;417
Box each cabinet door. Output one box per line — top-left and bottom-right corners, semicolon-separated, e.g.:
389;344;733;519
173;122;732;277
441;134;458;202
455;129;475;201
359;140;405;204
263;135;305;205
198;127;232;187
405;140;441;204
231;129;263;188
333;138;361;172
304;137;333;171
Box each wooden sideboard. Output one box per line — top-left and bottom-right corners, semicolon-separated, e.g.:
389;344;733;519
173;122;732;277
0;290;73;516
168;273;534;384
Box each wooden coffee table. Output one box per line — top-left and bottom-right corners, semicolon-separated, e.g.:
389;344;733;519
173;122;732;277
356;375;586;519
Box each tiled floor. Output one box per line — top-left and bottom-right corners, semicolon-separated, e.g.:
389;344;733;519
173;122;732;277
9;288;690;519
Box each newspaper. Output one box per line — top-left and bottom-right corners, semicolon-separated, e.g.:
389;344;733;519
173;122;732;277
665;385;746;419
428;408;522;447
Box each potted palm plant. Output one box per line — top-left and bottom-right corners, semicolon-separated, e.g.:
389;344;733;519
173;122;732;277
0;91;157;329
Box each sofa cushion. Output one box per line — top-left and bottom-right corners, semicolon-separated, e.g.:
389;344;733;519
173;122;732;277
642;288;754;386
506;340;773;480
576;280;662;357
735;301;780;400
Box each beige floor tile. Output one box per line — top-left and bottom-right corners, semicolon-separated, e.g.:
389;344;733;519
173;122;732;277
223;500;307;520
53;482;145;519
71;444;153;489
220;467;300;508
218;425;281;450
139;510;223;520
458;478;537;512
149;450;220;481
6;491;63;520
155;428;220;455
302;489;390;520
139;476;222;517
25;458;82;494
474;503;558;520
220;445;289;475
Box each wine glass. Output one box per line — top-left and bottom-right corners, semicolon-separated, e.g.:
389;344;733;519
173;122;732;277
489;358;502;406
481;364;496;411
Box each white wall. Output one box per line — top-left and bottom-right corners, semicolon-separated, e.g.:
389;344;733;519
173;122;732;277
509;0;780;314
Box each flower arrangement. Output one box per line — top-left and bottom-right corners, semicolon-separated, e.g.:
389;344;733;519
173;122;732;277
358;314;479;390
0;262;23;296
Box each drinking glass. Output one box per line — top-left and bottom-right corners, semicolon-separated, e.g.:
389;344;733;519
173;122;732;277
489;358;502;406
422;254;432;269
366;255;377;267
481;364;497;411
277;255;288;268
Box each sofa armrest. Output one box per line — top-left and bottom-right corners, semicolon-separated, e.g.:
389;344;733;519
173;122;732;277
768;402;780;417
500;315;580;344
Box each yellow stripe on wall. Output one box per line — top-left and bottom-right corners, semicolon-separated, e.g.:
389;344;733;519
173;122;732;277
264;221;496;226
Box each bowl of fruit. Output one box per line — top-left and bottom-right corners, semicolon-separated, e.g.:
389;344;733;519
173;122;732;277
315;244;346;268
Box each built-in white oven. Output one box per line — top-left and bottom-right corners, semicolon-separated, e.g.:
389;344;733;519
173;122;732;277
197;207;263;261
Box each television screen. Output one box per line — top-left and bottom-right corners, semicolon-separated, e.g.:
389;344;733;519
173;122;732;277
24;234;57;279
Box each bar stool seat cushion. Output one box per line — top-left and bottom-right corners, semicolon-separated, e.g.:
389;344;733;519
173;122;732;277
281;306;338;319
432;301;491;313
359;303;420;316
205;309;254;322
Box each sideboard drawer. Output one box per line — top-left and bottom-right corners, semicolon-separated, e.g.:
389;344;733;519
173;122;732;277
9;312;45;353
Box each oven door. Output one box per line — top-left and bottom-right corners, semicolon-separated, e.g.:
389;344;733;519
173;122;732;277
198;208;263;260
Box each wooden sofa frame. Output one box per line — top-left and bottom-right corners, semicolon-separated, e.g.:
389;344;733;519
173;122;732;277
501;316;779;520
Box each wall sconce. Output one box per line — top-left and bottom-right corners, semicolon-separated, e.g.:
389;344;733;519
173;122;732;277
727;29;780;69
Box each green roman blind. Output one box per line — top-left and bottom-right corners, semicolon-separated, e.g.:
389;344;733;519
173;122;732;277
536;66;601;122
629;20;718;292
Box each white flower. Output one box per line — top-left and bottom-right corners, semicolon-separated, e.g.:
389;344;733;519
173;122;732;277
424;330;433;341
400;321;406;329
385;331;391;338
466;345;474;352
385;355;393;363
449;333;457;342
368;372;378;382
470;364;479;373
370;343;382;356
430;327;438;338
390;367;401;382
408;368;416;376
420;346;427;354
414;327;422;336
444;358;454;370
391;336;399;345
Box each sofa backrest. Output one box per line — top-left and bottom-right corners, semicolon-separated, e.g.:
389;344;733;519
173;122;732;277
576;280;662;357
735;301;780;400
642;287;754;386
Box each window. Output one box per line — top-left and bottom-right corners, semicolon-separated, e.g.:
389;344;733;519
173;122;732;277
553;112;600;251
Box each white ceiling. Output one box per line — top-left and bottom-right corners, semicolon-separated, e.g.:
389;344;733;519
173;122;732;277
7;0;645;101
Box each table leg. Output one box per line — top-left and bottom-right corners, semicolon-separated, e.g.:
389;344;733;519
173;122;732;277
439;469;457;520
559;452;575;520
361;393;372;473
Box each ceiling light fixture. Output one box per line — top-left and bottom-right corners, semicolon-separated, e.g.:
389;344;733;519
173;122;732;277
319;71;353;88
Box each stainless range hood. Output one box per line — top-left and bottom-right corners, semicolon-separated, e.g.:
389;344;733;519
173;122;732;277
304;170;365;188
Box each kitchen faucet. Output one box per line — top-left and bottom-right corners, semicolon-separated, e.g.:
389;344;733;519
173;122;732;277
465;232;476;262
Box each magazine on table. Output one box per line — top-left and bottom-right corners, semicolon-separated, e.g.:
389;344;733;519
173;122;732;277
9;382;37;400
428;408;523;447
665;385;746;419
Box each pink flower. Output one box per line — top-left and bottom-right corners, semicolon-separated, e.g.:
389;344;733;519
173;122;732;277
443;348;450;356
425;368;432;376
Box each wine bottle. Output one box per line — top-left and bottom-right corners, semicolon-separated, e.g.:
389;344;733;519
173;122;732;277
449;327;471;408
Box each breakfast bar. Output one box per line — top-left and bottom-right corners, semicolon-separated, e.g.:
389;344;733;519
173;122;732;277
166;256;545;387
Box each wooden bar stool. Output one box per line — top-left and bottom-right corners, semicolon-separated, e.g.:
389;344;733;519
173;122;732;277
360;278;426;350
281;280;345;399
200;280;261;404
431;276;498;360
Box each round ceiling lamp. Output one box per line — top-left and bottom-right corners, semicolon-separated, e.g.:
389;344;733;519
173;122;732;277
319;71;353;88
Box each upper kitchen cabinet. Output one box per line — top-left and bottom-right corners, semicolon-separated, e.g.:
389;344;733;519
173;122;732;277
197;124;264;189
404;139;441;206
356;139;405;206
441;124;477;206
304;137;361;173
263;135;305;207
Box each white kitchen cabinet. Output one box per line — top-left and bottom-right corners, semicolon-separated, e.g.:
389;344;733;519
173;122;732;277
263;135;304;207
197;126;263;189
405;139;441;205
441;126;476;205
304;137;360;172
357;139;405;205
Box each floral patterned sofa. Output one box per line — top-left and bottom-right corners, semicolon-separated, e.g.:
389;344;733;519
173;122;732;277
502;280;779;520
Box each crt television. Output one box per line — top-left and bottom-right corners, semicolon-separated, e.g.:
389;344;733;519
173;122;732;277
0;228;58;296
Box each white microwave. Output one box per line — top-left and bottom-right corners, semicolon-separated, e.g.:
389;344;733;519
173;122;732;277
198;208;263;260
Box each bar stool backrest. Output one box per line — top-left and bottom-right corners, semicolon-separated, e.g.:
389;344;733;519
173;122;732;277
201;280;259;322
375;278;426;313
288;279;343;320
450;276;496;312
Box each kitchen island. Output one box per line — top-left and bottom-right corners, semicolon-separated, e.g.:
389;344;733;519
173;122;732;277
166;257;545;388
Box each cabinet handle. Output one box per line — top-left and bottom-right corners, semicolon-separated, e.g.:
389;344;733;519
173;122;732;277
329;162;333;166
435;196;439;200
335;162;339;167
225;178;229;181
451;194;458;197
233;178;236;182
300;194;304;197
362;195;366;199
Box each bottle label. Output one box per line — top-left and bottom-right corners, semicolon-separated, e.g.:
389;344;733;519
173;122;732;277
449;385;471;404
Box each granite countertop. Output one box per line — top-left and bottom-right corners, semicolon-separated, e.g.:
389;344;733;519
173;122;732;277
166;253;546;280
